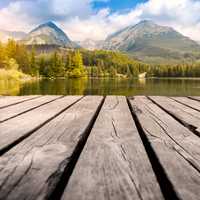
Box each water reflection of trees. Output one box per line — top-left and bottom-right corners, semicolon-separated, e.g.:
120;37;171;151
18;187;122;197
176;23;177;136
19;78;88;95
0;80;20;95
1;78;200;96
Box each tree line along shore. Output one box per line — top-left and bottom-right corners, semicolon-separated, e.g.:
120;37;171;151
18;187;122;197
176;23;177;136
1;39;200;81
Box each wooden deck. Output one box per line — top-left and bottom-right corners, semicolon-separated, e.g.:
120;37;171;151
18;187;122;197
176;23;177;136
0;96;200;200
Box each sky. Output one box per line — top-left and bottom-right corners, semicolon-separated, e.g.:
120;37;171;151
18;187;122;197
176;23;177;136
93;0;147;12
0;0;200;41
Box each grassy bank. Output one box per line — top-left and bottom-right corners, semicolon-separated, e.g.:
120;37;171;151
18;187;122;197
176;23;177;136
0;69;31;81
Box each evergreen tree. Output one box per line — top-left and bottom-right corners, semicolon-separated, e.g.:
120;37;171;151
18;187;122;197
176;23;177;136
6;39;17;59
68;50;85;78
15;44;30;74
29;47;38;76
110;66;117;77
0;41;5;68
126;65;132;77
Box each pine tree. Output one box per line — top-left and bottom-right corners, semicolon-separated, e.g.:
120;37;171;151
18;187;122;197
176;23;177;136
6;39;17;59
126;65;132;77
38;55;46;76
69;50;85;78
73;50;84;70
15;44;30;74
29;47;38;76
65;53;72;72
110;66;117;77
0;41;5;68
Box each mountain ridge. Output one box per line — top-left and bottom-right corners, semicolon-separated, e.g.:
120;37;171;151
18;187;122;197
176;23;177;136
21;21;78;48
1;20;200;64
102;20;200;63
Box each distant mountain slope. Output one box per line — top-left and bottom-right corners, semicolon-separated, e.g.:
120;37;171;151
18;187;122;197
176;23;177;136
77;39;103;50
102;20;200;63
0;30;26;42
22;22;78;48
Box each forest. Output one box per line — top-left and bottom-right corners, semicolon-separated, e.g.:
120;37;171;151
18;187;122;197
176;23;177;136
1;39;200;80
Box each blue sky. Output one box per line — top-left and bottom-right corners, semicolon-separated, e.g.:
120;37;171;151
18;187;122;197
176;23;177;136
0;0;147;11
93;0;147;12
0;0;200;41
0;0;11;8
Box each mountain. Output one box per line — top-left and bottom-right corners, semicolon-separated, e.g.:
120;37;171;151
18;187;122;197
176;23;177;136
102;20;200;63
77;39;103;50
0;30;26;42
22;22;77;47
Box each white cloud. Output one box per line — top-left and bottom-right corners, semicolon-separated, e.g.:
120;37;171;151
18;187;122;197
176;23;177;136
136;0;200;41
0;0;200;41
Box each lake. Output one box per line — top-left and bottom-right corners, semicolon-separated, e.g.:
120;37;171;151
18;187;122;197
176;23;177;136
1;78;200;96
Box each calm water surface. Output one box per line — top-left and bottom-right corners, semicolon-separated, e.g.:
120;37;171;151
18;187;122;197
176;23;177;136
1;78;200;96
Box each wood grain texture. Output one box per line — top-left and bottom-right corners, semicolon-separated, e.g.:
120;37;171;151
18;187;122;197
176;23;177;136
134;96;200;167
129;96;200;200
0;96;103;200
0;96;82;153
0;95;62;122
189;96;200;101
171;97;200;112
0;96;40;109
149;96;200;133
62;96;164;200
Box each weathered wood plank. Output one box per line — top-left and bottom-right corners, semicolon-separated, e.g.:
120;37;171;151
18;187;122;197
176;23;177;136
0;96;103;200
136;96;200;166
149;96;200;133
189;96;200;101
0;96;82;153
62;96;164;200
171;97;200;112
0;96;40;109
129;96;200;199
0;95;62;122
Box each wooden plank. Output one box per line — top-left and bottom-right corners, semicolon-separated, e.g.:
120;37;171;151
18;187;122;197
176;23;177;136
171;97;200;112
149;96;200;133
189;96;200;101
0;96;40;109
62;96;164;200
135;96;200;166
0;96;103;200
0;95;62;122
0;96;82;153
129;96;200;199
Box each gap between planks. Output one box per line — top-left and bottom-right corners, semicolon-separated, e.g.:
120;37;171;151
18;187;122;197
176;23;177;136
129;96;200;200
1;96;200;200
0;96;41;109
62;96;164;200
0;96;104;200
0;96;83;155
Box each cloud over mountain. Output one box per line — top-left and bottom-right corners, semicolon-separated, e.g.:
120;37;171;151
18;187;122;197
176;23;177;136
0;0;200;41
